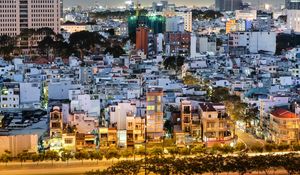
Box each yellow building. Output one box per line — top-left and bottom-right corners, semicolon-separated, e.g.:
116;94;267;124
226;20;236;34
270;108;300;144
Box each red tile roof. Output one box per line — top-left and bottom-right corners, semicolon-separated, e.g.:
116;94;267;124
271;108;297;119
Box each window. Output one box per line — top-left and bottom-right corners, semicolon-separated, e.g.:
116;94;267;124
147;106;155;110
64;138;73;144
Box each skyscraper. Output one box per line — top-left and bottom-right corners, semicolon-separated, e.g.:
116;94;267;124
0;0;61;37
215;0;242;11
136;27;149;55
286;0;300;9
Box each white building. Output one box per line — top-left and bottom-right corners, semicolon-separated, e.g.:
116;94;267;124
235;10;257;20
165;16;184;32
70;94;101;117
229;32;276;54
176;11;193;32
19;82;41;108
0;83;20;109
109;102;137;130
287;10;300;33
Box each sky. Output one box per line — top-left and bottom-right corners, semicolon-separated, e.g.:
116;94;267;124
63;0;214;8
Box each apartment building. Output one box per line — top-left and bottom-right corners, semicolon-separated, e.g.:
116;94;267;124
0;83;20;109
270;108;300;144
49;106;63;138
0;0;61;37
180;100;201;140
146;87;164;142
199;103;234;147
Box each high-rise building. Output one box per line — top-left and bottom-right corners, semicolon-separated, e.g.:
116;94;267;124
136;27;149;55
0;0;61;37
286;0;300;9
215;0;242;11
146;87;164;141
287;10;300;32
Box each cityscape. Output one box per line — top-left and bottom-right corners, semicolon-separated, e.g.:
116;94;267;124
1;0;300;174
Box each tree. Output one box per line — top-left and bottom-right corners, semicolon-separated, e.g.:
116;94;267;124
167;147;179;157
211;87;230;103
30;152;43;165
191;145;207;155
90;150;103;164
150;147;163;157
0;35;15;60
104;45;125;58
183;75;200;86
37;35;54;58
17;150;29;166
121;149;133;160
75;150;90;165
61;149;73;165
0;150;13;166
105;149;121;163
163;56;185;71
45;150;60;166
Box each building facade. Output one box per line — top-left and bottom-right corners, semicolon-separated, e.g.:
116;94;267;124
136;27;149;55
215;0;242;11
0;0;61;36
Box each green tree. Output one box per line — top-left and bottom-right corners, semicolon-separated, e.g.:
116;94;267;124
75;150;90;165
17;150;29;166
0;35;15;60
121;149;133;160
61;149;73;165
90;150;103;164
105;149;121;163
0;150;13;166
45;150;60;166
191;145;207;155
163;56;185;71
150;147;163;157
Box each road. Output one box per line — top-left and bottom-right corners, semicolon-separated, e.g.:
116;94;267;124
236;127;266;150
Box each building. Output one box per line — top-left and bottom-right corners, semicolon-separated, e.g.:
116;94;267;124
0;83;20;109
136;27;149;55
50;106;63;138
176;12;193;32
165;16;184;32
180;101;201;140
226;20;237;33
235;10;257;20
0;134;38;157
229;32;276;54
286;0;300;9
287;10;300;33
199;103;235;147
215;0;242;11
61;24;87;33
0;0;61;36
146;87;164;142
128;15;166;39
270;108;300;144
164;32;190;56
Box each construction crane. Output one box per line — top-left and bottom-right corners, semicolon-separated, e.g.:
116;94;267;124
136;0;141;16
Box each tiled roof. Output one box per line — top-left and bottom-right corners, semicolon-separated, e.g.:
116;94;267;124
271;108;297;119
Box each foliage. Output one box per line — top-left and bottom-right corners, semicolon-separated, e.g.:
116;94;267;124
183;75;200;86
163;56;185;71
45;150;60;165
75;150;90;164
104;45;125;58
0;35;15;60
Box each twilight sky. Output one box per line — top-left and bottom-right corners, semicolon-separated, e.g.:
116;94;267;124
63;0;214;8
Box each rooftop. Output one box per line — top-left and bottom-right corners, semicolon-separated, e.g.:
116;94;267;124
271;108;297;119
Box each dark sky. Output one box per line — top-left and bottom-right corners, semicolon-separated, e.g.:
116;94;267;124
63;0;214;8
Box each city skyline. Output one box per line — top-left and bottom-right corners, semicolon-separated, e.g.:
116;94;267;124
64;0;214;8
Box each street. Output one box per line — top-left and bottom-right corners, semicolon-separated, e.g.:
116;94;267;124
236;127;266;150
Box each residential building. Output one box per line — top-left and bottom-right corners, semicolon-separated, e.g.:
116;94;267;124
146;87;164;142
0;83;20;109
50;106;63;138
270;108;300;144
199;103;234;147
229;32;276;54
235;10;257;20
